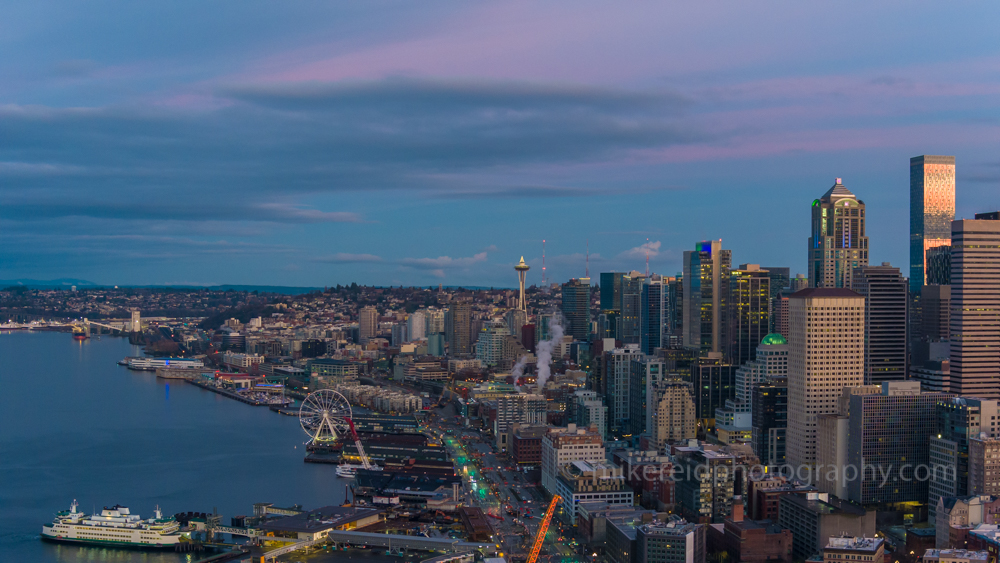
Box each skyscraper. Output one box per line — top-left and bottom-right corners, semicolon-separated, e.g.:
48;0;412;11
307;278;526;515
786;288;865;470
640;276;669;355
950;213;1000;398
561;277;591;341
621;273;645;345
447;300;472;355
475;319;509;367
359;306;378;344
726;264;771;368
683;240;732;354
600;272;624;312
808;179;869;289
852;263;908;384
910;155;956;294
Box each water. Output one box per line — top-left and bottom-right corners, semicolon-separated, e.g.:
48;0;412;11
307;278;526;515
0;331;349;562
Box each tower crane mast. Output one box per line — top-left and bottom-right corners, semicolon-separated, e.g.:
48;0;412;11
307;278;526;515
345;417;373;470
527;495;561;563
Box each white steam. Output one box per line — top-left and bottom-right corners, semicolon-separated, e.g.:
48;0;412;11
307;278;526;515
511;354;529;391
535;315;564;391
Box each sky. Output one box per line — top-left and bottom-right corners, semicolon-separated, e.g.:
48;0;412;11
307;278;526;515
2;2;999;288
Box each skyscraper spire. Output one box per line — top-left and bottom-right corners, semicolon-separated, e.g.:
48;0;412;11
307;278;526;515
586;240;589;278
645;238;650;277
542;239;547;286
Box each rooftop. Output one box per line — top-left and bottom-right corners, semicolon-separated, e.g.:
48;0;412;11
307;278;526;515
259;506;382;534
825;536;883;552
790;287;862;299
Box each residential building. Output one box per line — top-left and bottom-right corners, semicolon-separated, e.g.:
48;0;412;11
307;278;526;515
950;214;1000;398
602;272;625;313
714;505;793;563
808;179;869;289
692;355;736;431
735;333;789;408
407;310;427;341
683;240;732;354
629;355;665;437
636;519;706;563
786;288;865;470
622;273;646;345
970;437;1000;497
605;345;644;437
562;277;592;341
935;495;1000;549
778;492;875;561
727;265;772;368
504;308;528;343
475;319;508;367
853;263;908;384
923;549;989;563
446;300;472;355
822;536;884;563
359;306;378;344
930;399;1000;523
512;424;547;467
574;390;608;441
641;276;670;355
494;393;546;452
552;461;634;524
910;155;956;293
650;380;697;448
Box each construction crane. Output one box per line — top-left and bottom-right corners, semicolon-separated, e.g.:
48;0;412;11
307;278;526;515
526;495;561;563
345;417;374;470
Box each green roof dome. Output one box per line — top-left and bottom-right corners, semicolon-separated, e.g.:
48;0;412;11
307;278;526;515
760;333;787;346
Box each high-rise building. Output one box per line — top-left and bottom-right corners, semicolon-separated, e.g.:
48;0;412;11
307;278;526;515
846;382;949;509
951;213;1000;398
774;295;790;339
910;155;956;294
969;436;1000;497
601;272;625;312
621;273;645;345
727;264;771;368
635;520;706;563
752;376;788;466
573;391;608;440
692;355;736;431
764;267;791;302
735;333;789;407
495;393;547;452
808;179;869;289
504;308;527;342
650;380;697;448
425;308;446;335
447;300;472;355
515;256;530;311
475;320;509;367
407;310;427;341
541;424;606;496
928;398;1000;522
561;278;592;341
927;246;952;285
674;447;735;523
791;274;809;293
683;240;732;354
667;275;684;344
786;288;865;470
852;263;908;384
629;355;664;437
604;344;644;437
641;276;669;355
359;306;378;344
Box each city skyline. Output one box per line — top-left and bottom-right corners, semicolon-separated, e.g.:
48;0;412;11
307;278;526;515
4;3;1000;287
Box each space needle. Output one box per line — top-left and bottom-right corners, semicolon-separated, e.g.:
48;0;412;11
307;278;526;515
515;256;530;311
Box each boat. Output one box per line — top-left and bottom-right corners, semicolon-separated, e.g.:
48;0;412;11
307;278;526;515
336;463;382;478
72;326;88;340
41;500;184;550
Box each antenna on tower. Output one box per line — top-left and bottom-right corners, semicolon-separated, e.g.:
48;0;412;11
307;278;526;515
542;239;547;286
645;238;650;277
586;240;590;278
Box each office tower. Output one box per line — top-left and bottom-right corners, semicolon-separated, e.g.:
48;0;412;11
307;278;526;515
928;398;1000;522
951;214;1000;398
604;344;644;437
621;273;645;344
786;288;865;470
641;276;669;355
667;275;684;343
852;263;908;384
650;379;697;448
779;492;876;561
601;272;624;312
735;333;789;407
520;324;535;353
504;308;527;342
390;323;407;346
752;377;788;466
910;155;956;294
790;274;809;292
629;355;664;436
764;267;791;301
495;393;547;452
359;306;378;344
515;256;530;311
727;264;772;368
683;240;732;354
425;308;446;335
692;355;736;430
596;310;620;340
427;333;445;356
561;277;591;341
774;295;790;339
447;300;472;355
475;320;509;367
969;436;1000;496
674;447;735;523
846;382;948;508
808;179;869;289
927;246;952;285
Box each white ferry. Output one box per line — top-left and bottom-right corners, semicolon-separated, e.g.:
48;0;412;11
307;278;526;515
336;463;382;478
127;357;204;371
41;500;184;550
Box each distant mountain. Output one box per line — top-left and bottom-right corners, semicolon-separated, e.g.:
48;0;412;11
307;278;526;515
0;278;98;288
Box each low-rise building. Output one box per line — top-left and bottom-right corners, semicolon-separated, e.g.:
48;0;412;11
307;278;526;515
552;461;635;524
923;549;989;563
257;506;382;541
821;536;884;563
778;492;875;561
637;519;706;563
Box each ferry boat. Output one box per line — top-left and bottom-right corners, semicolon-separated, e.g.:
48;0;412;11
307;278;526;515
336;463;382;478
41;500;184;550
127;357;204;371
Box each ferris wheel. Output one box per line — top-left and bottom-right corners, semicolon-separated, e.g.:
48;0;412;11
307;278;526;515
299;389;352;444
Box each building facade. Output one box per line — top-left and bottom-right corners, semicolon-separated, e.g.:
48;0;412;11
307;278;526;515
910;155;956;293
852;263;908;384
727;265;772;369
683;240;732;354
808;179;869;289
950;214;1000;398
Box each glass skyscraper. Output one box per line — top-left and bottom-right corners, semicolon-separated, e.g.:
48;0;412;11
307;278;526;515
808;179;868;289
910;155;956;295
561;277;592;341
682;240;732;354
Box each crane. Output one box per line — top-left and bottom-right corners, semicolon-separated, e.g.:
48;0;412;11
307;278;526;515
345;417;375;470
526;495;561;563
